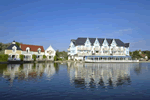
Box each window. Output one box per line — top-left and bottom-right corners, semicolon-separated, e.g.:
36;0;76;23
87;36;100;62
12;48;15;52
26;47;30;53
38;48;41;54
12;46;16;53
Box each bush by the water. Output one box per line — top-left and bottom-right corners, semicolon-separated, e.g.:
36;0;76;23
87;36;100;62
32;55;36;61
43;55;46;59
0;54;9;62
19;54;24;61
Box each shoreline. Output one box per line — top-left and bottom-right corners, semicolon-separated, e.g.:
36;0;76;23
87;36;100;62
1;60;150;64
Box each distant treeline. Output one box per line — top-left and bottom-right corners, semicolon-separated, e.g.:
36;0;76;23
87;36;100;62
130;50;150;59
54;50;68;61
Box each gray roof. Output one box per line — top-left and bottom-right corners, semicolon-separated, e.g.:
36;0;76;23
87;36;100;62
71;37;129;47
5;44;22;50
124;43;129;47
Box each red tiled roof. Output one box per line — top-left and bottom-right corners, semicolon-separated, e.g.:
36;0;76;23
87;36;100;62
20;44;44;52
141;54;146;58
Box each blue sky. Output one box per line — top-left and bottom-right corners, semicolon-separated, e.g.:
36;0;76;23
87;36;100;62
0;0;150;51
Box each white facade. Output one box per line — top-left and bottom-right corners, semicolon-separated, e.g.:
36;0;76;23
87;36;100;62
45;45;56;60
68;38;130;61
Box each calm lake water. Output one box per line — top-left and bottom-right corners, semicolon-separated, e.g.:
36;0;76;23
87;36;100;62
0;62;150;100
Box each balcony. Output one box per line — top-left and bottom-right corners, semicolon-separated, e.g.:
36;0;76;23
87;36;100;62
103;48;110;51
77;47;92;50
77;53;92;56
24;58;34;61
118;48;125;51
94;47;101;50
112;52;126;56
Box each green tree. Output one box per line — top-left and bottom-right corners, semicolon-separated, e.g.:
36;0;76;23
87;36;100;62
0;54;8;62
16;42;20;47
43;55;46;59
54;56;57;61
131;50;142;59
32;54;36;61
19;54;24;61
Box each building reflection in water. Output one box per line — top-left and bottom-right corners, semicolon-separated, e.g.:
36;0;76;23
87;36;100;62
67;62;140;89
3;63;56;85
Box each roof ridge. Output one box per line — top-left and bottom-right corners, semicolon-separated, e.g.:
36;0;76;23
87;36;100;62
21;44;44;47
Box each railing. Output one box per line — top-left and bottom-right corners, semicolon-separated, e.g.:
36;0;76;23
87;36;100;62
36;58;43;61
85;59;139;62
23;58;34;61
94;47;101;50
112;53;126;55
8;58;20;61
77;53;92;56
103;48;110;51
77;47;92;50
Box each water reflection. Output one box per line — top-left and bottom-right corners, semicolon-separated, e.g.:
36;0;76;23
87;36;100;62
3;63;57;84
67;62;140;89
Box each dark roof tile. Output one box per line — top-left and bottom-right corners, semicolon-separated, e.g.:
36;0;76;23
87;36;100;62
6;44;22;50
72;37;128;47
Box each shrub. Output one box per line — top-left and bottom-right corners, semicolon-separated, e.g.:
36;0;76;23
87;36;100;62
19;54;24;61
0;54;9;62
32;54;36;61
43;55;46;59
54;56;57;61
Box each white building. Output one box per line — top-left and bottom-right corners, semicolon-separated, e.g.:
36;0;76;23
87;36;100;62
45;45;56;61
68;37;131;61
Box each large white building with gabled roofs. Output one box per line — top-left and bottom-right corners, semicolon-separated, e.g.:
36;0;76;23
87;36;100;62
45;45;56;61
67;37;131;61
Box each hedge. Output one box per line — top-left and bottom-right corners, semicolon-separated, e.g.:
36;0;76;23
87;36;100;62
32;54;36;61
43;55;46;59
19;54;24;61
0;54;9;62
54;56;57;61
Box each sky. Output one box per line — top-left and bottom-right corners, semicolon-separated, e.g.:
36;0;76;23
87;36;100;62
0;0;150;51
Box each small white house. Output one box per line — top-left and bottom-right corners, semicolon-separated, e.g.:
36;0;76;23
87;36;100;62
45;45;56;61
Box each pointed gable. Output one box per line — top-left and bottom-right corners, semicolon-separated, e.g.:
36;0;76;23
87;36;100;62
46;45;55;51
111;39;117;46
84;38;91;46
93;38;100;46
70;41;75;47
102;38;109;46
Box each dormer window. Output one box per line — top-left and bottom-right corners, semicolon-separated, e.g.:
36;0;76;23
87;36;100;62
26;47;30;53
12;46;16;53
38;48;41;54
